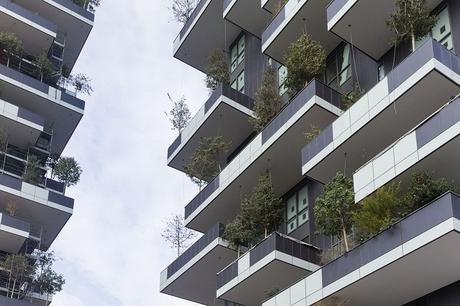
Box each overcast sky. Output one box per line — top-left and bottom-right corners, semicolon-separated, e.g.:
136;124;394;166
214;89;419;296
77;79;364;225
50;1;207;305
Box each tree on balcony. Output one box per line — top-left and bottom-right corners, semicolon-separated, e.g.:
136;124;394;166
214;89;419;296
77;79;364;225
314;172;356;252
387;0;438;52
223;213;255;256
342;83;365;110
72;0;102;11
250;68;283;132
284;34;326;98
22;155;42;185
0;32;23;67
161;214;196;257
71;73;94;96
34;53;54;83
184;136;231;190
3;254;34;299
32;251;65;305
166;93;191;134
205;50;230;92
53;157;82;188
171;0;196;24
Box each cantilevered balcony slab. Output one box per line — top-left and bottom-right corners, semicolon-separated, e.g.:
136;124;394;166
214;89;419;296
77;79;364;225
173;0;241;73
0;0;57;56
263;192;460;306
0;62;85;155
327;0;442;60
262;0;340;64
0;173;73;251
0;98;45;149
301;39;460;184
168;85;255;174
0;213;29;253
217;233;320;306
14;0;94;71
354;97;460;203
160;224;237;305
185;80;343;233
261;0;280;15
224;0;272;38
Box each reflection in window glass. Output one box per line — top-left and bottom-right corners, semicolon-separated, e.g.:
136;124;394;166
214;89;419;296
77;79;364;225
230;35;246;73
278;65;288;96
286;185;309;234
237;70;245;93
326;44;352;89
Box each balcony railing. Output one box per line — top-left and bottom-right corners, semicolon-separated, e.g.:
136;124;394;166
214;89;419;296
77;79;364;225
0;0;57;33
173;0;207;50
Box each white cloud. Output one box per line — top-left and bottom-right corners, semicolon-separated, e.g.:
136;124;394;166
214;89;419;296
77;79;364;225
50;1;208;305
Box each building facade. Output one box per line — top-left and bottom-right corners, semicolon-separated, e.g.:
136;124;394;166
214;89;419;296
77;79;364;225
0;0;95;305
160;0;460;305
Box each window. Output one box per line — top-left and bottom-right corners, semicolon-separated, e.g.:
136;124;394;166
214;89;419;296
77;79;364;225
230;35;245;73
278;65;288;96
416;7;453;51
232;70;245;93
286;185;309;234
326;44;352;90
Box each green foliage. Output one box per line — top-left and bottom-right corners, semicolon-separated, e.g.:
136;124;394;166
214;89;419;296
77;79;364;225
34;53;54;82
171;0;196;24
22;155;42;185
304;125;321;144
3;254;34;298
184;136;231;189
0;32;23;58
342;83;365;109
250;68;283;132
284;34;326;98
166;93;191;134
53;157;82;188
205;50;230;91
71;73;93;96
33;251;65;298
403;171;453;212
387;0;438;51
314;172;356;251
353;183;403;238
223;211;257;255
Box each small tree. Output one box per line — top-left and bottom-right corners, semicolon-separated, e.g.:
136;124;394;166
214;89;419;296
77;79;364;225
53;157;82;188
250;68;283;132
304;125;321;144
161;214;196;257
353;183;403;239
184;136;231;190
32;251;64;305
166;93;191;134
0;32;23;66
387;0;438;52
171;0;196;24
34;53;54;83
23;155;42;185
3;254;34;299
71;73;93;96
284;34;326;98
223;213;255;256
403;171;453;212
205;50;230;91
314;172;356;252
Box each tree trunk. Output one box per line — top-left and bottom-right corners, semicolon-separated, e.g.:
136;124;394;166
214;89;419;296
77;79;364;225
411;30;416;53
342;226;349;252
237;245;241;257
264;227;268;238
11;279;16;298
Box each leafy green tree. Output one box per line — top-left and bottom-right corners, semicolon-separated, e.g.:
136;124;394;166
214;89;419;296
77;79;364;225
0;32;23;66
353;183;403;238
53;157;82;188
166;93;191;134
223;213;256;256
32;251;65;305
3;254;34;299
171;0;196;24
250;68;283;132
205;50;230;91
403;171;453;212
34;53;54;82
387;0;438;52
314;172;356;252
284;34;326;98
184;136;231;190
161;214;196;257
23;155;42;185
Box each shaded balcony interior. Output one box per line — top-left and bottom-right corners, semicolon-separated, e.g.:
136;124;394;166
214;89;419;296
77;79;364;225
0;212;29;253
184;80;343;233
301;39;460;184
224;0;272;38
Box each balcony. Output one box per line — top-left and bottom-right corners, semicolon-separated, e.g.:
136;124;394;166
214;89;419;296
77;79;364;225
354;96;460;202
216;232;320;306
263;192;460;306
262;0;340;64
160;224;237;305
224;0;272;38
173;0;241;72
185;80;343;233
326;0;443;60
0;58;85;155
0;295;51;306
0;0;57;56
168;84;255;174
0;173;73;251
13;0;94;71
0;212;30;253
261;0;282;14
301;39;460;184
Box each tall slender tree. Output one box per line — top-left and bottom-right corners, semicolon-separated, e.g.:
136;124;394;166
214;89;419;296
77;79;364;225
161;215;196;257
205;50;230;91
171;0;196;24
166;93;191;134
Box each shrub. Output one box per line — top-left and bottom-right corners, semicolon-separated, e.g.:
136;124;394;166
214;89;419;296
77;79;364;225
34;53;54;82
22;155;42;185
53;157;82;188
205;50;230;91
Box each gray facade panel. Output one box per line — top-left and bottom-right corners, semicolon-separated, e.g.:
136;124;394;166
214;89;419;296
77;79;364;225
0;0;57;33
1;214;30;233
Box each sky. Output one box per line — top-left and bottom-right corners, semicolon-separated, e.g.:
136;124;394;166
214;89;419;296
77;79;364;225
50;1;208;305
